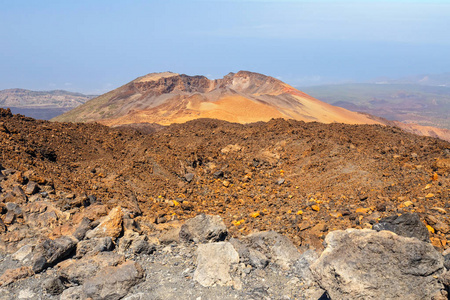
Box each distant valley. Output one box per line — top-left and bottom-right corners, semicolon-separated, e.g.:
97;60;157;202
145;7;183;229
302;83;450;130
0;88;95;120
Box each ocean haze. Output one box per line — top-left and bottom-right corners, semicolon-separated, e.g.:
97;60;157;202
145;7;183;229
1;0;449;94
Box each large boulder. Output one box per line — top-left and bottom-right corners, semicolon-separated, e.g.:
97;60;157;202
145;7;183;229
58;252;125;285
179;214;228;243
30;236;77;273
83;261;144;300
194;241;239;288
372;213;430;242
311;229;446;300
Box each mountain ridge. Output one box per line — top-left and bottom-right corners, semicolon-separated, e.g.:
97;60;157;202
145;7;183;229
0;88;95;108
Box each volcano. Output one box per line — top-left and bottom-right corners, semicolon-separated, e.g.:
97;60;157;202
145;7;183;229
52;71;380;126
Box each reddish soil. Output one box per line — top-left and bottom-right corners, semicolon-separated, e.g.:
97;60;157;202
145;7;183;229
1;108;450;250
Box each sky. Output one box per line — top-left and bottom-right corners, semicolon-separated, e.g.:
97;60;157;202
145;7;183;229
1;0;450;94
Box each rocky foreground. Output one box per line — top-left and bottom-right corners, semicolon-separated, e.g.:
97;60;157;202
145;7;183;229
1;108;450;298
0;197;449;299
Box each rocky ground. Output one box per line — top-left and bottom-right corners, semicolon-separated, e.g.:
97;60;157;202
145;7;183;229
1;107;450;299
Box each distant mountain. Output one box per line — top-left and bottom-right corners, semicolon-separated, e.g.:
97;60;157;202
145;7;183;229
52;71;379;126
0;88;96;120
0;88;95;108
302;83;450;131
371;73;450;87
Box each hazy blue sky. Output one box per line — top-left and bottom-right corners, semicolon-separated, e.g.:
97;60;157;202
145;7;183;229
1;0;450;93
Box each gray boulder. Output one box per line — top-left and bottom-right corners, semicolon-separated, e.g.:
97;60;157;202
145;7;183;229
60;286;85;300
83;261;144;300
229;237;269;269
311;229;446;300
118;231;155;255
42;277;65;295
194;241;240;288
373;213;430;242
76;237;114;258
24;182;39;195
58;252;125;285
238;231;301;269
179;214;228;243
30;236;77;273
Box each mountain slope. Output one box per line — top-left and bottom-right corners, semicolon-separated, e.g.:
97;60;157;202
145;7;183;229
52;71;380;126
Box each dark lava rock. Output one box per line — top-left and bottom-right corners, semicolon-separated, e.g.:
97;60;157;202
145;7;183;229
372;213;430;243
72;217;92;241
31;236;77;273
213;170;224;179
444;254;450;270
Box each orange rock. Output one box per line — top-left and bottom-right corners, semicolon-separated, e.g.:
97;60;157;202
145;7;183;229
311;205;320;212
403;201;414;207
86;206;123;239
0;266;33;286
250;212;260;218
330;212;342;218
430;237;444;248
232;219;245;226
72;204;108;224
356;208;370;214
425;193;435;198
431;173;439;181
426;225;435;233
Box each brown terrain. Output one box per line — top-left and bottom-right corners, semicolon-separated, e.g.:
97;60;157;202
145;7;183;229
2;107;450;298
3;108;450;250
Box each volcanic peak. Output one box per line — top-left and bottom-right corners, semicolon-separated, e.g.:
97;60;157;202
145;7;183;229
52;70;380;126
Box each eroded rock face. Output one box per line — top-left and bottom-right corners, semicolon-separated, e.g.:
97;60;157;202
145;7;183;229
311;229;446;300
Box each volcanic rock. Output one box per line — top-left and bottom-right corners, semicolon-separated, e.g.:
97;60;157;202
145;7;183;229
75;237;114;258
83;261;144;300
311;229;446;300
193;241;240;288
86;206;123;239
372;213;430;242
42;277;65;295
179;214;228;243
30;236;77;273
238;231;302;270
